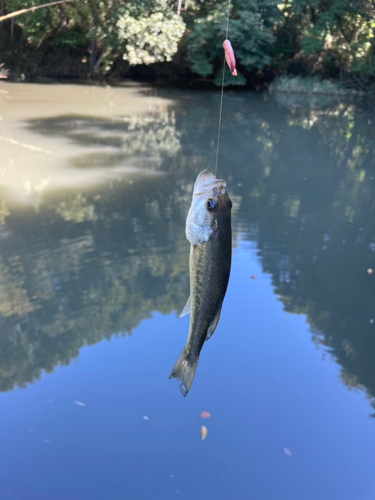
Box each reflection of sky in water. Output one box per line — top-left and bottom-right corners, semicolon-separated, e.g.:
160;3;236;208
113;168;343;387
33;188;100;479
0;84;375;499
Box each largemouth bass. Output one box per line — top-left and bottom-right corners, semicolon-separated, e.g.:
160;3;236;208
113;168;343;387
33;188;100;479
169;170;232;396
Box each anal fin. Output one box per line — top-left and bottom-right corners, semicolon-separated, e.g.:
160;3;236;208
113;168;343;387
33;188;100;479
206;307;222;341
179;296;190;318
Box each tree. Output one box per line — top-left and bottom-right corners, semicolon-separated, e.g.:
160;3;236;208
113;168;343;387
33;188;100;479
2;0;186;76
117;0;185;66
274;0;375;81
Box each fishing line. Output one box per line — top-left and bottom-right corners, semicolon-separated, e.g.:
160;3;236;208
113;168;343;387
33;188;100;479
214;0;231;177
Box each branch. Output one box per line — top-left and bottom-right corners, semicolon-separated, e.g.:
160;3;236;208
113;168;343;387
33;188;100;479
335;15;351;45
93;40;108;71
0;0;76;23
0;63;9;79
353;75;367;91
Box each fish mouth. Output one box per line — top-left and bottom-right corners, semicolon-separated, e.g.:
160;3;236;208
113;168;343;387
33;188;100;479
193;170;227;197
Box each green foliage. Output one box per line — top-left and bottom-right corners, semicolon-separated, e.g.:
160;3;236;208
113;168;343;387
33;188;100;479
2;0;185;76
186;0;279;84
4;0;90;45
2;0;375;86
213;67;247;85
275;0;375;81
57;29;87;48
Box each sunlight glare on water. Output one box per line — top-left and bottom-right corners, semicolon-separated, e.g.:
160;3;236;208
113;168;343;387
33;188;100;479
0;82;174;203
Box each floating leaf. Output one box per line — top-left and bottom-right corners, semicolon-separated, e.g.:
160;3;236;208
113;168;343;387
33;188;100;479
200;411;211;419
250;276;257;279
200;426;207;440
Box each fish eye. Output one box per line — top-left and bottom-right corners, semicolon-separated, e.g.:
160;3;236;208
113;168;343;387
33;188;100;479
206;199;216;211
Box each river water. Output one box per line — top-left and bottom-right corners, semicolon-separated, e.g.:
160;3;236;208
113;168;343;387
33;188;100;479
0;82;374;500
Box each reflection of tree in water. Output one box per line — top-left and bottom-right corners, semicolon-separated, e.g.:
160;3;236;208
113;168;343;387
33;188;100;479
2;92;375;414
229;97;375;415
0;255;33;317
0;200;10;225
55;193;97;223
27;111;180;170
0;177;191;392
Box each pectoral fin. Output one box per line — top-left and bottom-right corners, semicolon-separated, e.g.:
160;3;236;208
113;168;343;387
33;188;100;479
179;297;191;318
206;306;222;341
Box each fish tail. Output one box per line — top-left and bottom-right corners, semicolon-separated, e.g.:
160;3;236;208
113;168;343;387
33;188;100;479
169;346;199;397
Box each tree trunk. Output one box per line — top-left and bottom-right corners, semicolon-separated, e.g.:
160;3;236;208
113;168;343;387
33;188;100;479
0;0;3;31
89;10;98;75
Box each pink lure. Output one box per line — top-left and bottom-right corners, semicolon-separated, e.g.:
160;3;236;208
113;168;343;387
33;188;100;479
223;39;237;76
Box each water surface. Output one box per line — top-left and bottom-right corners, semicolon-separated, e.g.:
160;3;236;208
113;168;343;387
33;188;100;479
0;82;374;499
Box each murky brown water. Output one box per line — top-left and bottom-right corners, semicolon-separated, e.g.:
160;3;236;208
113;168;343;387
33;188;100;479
0;82;174;203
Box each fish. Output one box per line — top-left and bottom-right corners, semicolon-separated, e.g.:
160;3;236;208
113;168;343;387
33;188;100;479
223;39;237;76
169;170;232;396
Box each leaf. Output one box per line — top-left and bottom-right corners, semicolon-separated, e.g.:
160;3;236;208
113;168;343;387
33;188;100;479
200;411;211;418
213;68;246;87
200;425;207;440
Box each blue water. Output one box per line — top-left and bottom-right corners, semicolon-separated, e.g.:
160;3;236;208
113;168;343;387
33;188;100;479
0;85;374;499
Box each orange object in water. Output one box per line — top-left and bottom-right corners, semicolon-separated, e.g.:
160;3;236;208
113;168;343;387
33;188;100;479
200;411;211;419
223;39;237;76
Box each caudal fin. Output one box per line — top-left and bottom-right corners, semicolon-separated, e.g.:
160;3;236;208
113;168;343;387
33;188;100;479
169;346;199;397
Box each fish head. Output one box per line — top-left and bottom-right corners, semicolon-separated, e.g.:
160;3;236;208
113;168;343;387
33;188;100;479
186;170;232;246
